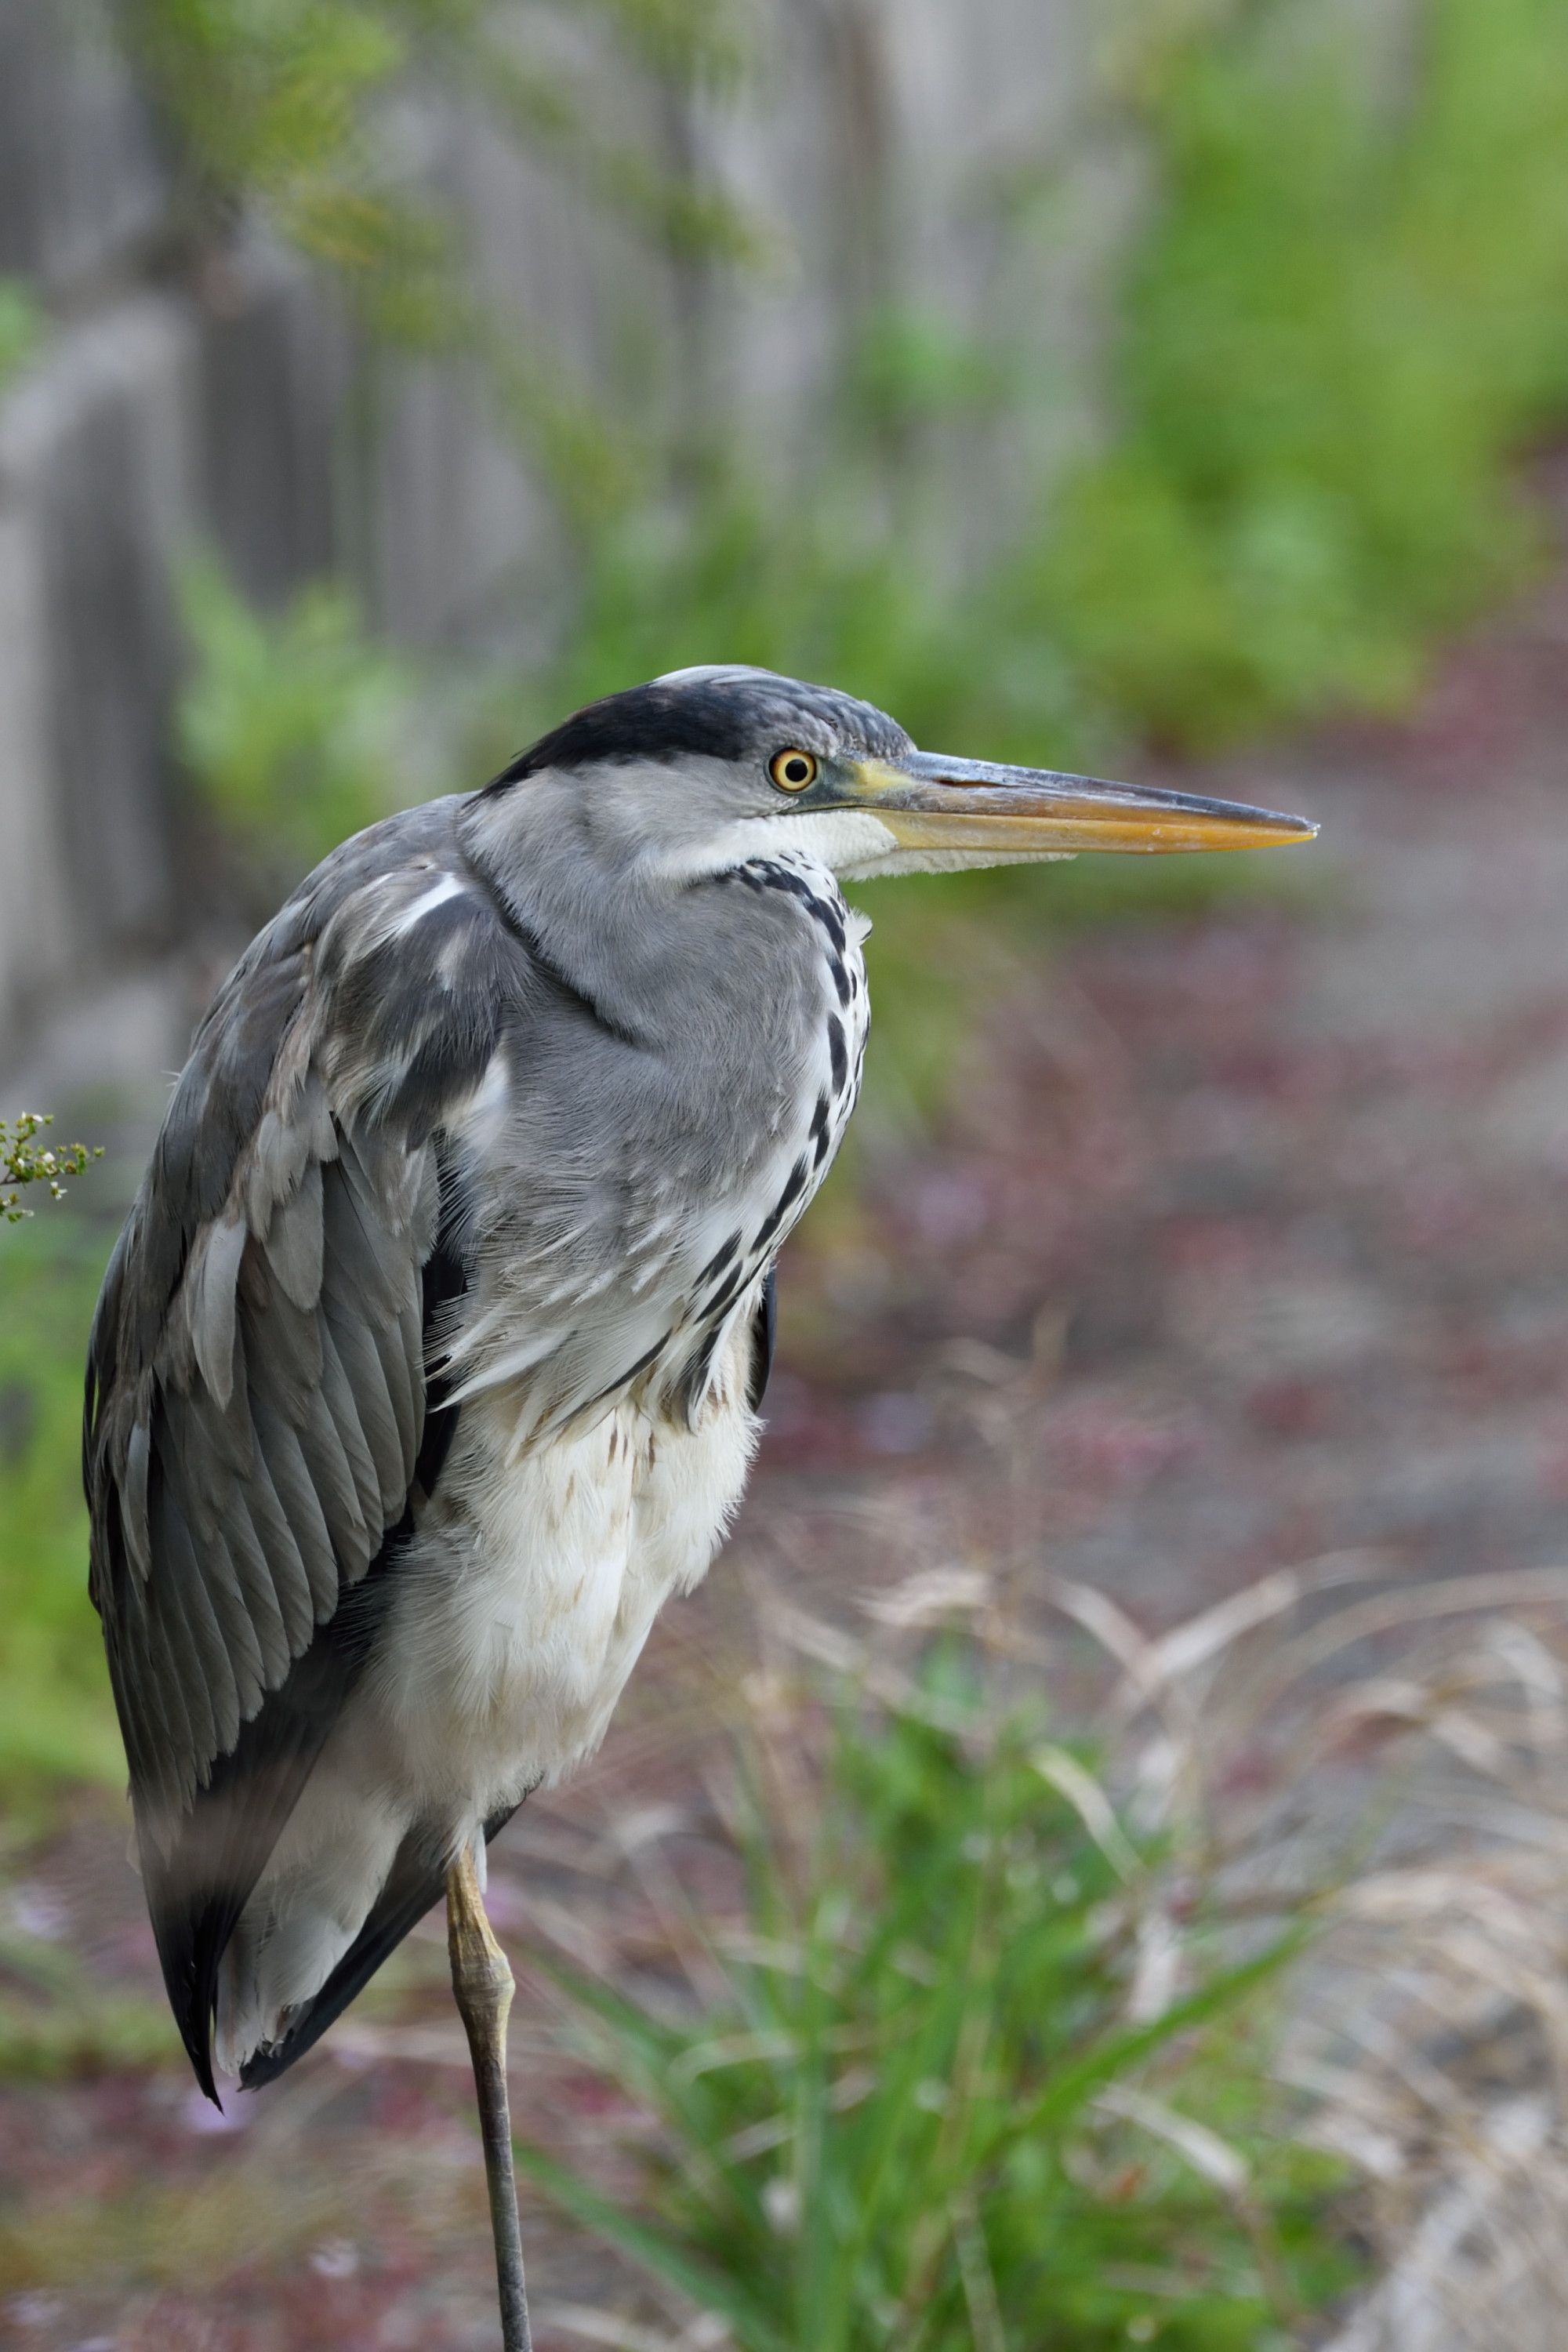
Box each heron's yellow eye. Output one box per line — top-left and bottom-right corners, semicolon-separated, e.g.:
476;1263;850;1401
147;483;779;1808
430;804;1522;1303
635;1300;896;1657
770;749;818;793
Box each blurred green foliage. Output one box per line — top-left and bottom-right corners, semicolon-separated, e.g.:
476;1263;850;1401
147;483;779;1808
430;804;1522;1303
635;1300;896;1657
155;0;1568;799
0;1915;170;2078
177;556;437;887
520;1648;1357;2348
119;0;739;273
535;0;1568;761
0;1232;120;1790
115;0;757;507
1035;0;1568;750
0;279;42;389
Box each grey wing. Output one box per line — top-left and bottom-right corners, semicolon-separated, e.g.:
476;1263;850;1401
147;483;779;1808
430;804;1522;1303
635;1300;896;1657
83;805;518;2094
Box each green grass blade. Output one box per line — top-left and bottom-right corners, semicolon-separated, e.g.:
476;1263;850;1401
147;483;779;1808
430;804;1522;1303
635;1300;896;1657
514;2140;793;2352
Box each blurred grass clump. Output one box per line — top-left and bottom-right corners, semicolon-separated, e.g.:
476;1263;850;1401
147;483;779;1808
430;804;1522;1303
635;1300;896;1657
519;1641;1356;2349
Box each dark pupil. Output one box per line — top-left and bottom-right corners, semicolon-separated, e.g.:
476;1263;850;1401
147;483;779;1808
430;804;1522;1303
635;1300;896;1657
785;757;810;783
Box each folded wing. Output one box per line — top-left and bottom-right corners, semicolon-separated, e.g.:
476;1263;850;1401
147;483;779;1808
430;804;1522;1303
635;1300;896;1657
84;813;512;2094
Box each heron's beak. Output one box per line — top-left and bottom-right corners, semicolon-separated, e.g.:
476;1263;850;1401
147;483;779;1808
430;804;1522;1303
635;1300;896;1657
837;752;1318;858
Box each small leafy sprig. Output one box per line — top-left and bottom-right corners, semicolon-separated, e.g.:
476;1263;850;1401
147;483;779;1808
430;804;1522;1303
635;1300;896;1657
1;1113;102;1221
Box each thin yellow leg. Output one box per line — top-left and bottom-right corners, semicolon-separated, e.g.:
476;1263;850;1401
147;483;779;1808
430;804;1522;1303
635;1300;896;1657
447;1842;532;2352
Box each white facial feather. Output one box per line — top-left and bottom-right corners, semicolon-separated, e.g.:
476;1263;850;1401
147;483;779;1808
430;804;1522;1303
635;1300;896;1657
654;808;900;881
655;809;1077;884
835;844;1077;880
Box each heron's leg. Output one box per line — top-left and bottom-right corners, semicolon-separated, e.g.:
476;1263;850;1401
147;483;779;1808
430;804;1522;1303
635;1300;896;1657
447;1840;532;2352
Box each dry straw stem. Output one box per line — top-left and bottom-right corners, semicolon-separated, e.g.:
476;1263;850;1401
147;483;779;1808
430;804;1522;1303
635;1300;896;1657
1010;1551;1568;2352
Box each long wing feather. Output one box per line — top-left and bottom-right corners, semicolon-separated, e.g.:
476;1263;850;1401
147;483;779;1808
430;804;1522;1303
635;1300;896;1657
84;804;511;2095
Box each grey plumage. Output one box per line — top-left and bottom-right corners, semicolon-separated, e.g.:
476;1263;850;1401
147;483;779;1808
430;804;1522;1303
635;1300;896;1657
83;665;1316;2100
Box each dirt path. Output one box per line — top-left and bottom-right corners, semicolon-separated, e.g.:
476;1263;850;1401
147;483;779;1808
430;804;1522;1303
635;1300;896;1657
9;492;1568;2347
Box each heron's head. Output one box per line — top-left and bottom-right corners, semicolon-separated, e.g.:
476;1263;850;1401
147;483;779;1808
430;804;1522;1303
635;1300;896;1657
472;665;1316;885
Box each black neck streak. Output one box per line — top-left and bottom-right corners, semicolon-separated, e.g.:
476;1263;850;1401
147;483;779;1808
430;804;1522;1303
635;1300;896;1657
465;852;646;1051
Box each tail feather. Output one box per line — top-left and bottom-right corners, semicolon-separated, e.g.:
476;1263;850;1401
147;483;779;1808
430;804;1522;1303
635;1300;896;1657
238;1801;519;2091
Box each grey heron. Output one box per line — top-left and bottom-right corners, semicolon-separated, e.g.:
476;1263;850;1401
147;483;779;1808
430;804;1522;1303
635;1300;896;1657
83;666;1316;2347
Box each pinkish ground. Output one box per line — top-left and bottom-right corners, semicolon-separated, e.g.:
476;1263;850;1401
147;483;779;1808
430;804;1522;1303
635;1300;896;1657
9;490;1568;2349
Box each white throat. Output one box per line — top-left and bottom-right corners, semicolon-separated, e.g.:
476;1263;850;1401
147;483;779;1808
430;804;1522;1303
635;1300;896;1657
654;808;900;883
655;808;1076;884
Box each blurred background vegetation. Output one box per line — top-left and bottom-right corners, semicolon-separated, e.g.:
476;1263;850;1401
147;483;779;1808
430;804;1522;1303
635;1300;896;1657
8;0;1568;2336
132;0;1568;1083
117;0;1568;768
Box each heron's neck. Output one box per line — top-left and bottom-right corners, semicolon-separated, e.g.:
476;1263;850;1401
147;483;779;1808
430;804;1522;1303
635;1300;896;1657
458;781;851;1065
